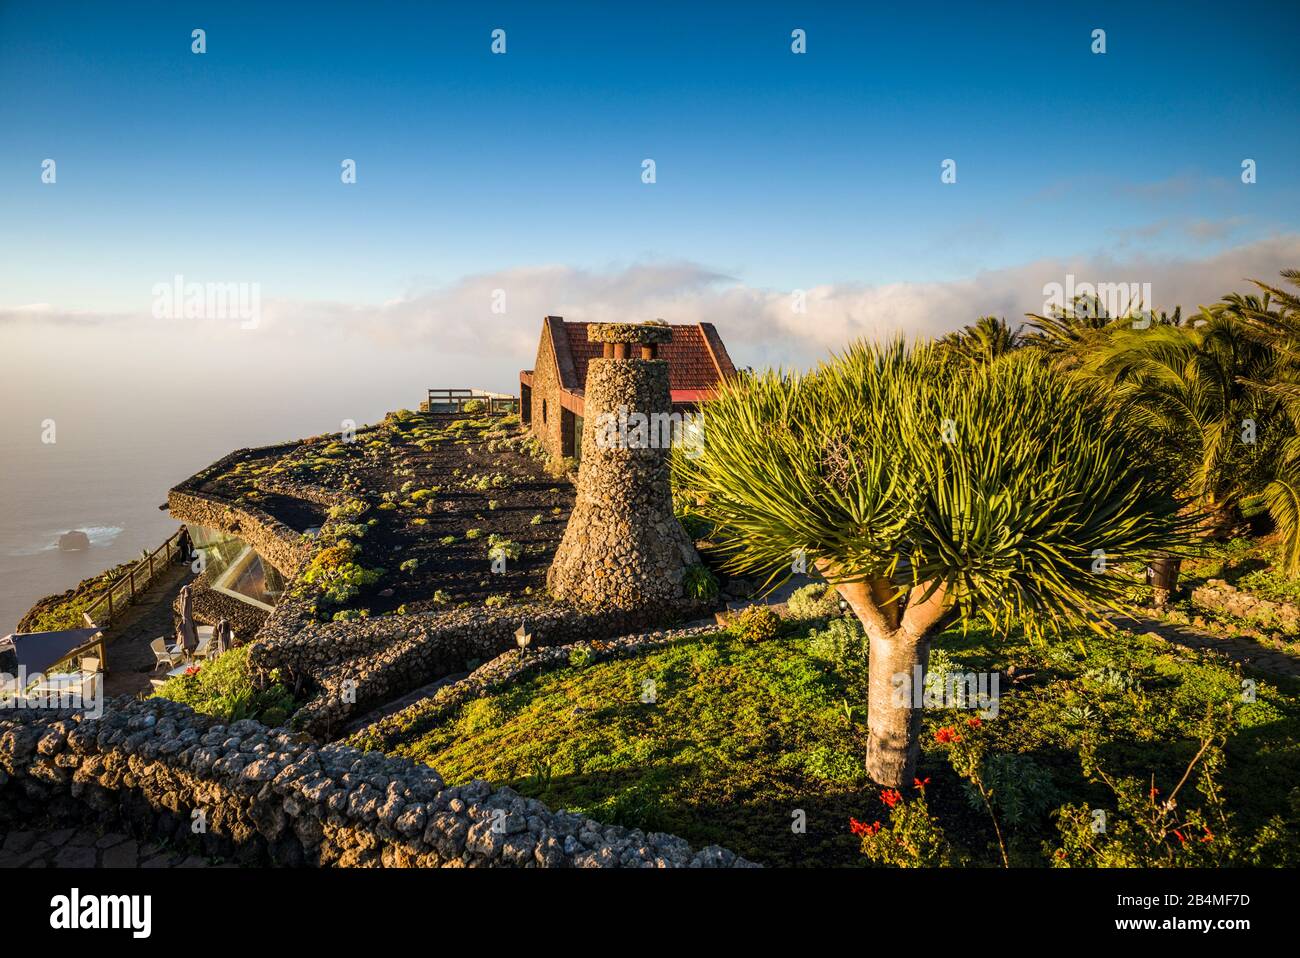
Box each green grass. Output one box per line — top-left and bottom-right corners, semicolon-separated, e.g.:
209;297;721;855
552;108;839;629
20;562;134;632
381;622;1300;867
152;645;299;727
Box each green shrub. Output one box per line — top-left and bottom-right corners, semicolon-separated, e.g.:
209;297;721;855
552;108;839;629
962;753;1059;828
807;616;865;667
487;535;522;561
804;745;866;783
400;558;420;573
327;499;367;520
466;528;482;540
530;514;544;525
568;645;595;668
786;583;840;620
300;540;383;605
544;457;576;479
152;646;297;727
730;605;780;642
462;398;487;413
683;563;720;602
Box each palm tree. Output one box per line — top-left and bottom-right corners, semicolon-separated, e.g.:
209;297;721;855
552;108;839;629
937;315;1024;366
1022;295;1126;370
1073;307;1281;534
676;341;1190;785
1235;270;1300;574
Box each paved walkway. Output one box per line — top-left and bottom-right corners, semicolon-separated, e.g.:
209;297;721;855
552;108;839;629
101;562;195;699
0;827;220;868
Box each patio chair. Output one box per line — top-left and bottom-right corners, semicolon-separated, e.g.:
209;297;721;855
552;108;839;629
151;638;185;671
192;634;213;660
79;656;101;699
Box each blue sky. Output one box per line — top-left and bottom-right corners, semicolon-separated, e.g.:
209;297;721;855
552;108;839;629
2;0;1298;314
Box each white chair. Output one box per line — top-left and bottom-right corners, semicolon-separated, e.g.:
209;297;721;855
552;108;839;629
151;638;185;671
79;656;101;699
192;635;213;660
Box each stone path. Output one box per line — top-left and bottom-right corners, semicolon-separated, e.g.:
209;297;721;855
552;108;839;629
0;828;221;868
1121;614;1300;678
101;562;195;698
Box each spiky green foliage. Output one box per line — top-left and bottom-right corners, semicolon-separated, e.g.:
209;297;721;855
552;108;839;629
674;340;1192;635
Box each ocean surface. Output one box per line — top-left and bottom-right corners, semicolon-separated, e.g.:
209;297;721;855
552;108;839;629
0;372;423;635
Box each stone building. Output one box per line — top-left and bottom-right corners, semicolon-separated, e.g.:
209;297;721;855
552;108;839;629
519;316;736;462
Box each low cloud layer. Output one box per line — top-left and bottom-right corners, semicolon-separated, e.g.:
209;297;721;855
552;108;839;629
5;235;1299;376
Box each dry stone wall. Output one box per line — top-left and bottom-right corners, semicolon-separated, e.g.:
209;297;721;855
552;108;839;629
177;571;270;638
168;487;314;579
249;597;703;739
0;698;754;868
353;622;721;752
1191;579;1300;635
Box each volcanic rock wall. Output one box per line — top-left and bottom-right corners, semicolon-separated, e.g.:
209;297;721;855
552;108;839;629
0;698;754;868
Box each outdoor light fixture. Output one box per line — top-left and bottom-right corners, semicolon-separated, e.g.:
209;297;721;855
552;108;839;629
515;622;532;652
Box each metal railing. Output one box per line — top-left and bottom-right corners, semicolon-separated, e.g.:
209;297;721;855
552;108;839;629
425;389;519;415
83;526;188;628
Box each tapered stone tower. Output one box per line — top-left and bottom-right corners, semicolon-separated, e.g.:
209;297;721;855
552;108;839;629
548;322;702;612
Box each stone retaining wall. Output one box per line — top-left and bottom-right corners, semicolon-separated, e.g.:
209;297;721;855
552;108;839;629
1191;579;1300;635
168;487;315;579
0;698;752;868
249;598;708;739
352;623;721;752
176;571;270;639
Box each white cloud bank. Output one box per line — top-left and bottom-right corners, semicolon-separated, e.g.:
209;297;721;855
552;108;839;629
5;235;1299;378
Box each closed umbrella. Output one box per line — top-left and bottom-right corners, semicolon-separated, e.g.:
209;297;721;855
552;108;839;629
215;619;233;655
178;585;198;655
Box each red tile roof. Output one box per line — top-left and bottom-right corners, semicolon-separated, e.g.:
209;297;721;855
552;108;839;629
561;321;732;392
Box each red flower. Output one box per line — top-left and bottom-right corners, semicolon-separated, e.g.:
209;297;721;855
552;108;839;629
880;788;902;809
1201;827;1214;843
966;717;982;728
935;726;961;744
1173;829;1186;845
183;666;200;677
913;777;931;790
849;818;882;837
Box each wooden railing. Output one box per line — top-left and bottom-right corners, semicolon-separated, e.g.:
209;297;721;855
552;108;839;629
425;389;519;415
83;526;188;629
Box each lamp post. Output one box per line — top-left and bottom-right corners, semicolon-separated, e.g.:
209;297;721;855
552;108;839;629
515;622;532;654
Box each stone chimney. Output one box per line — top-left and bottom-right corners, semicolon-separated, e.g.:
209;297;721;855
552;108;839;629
548;322;702;612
